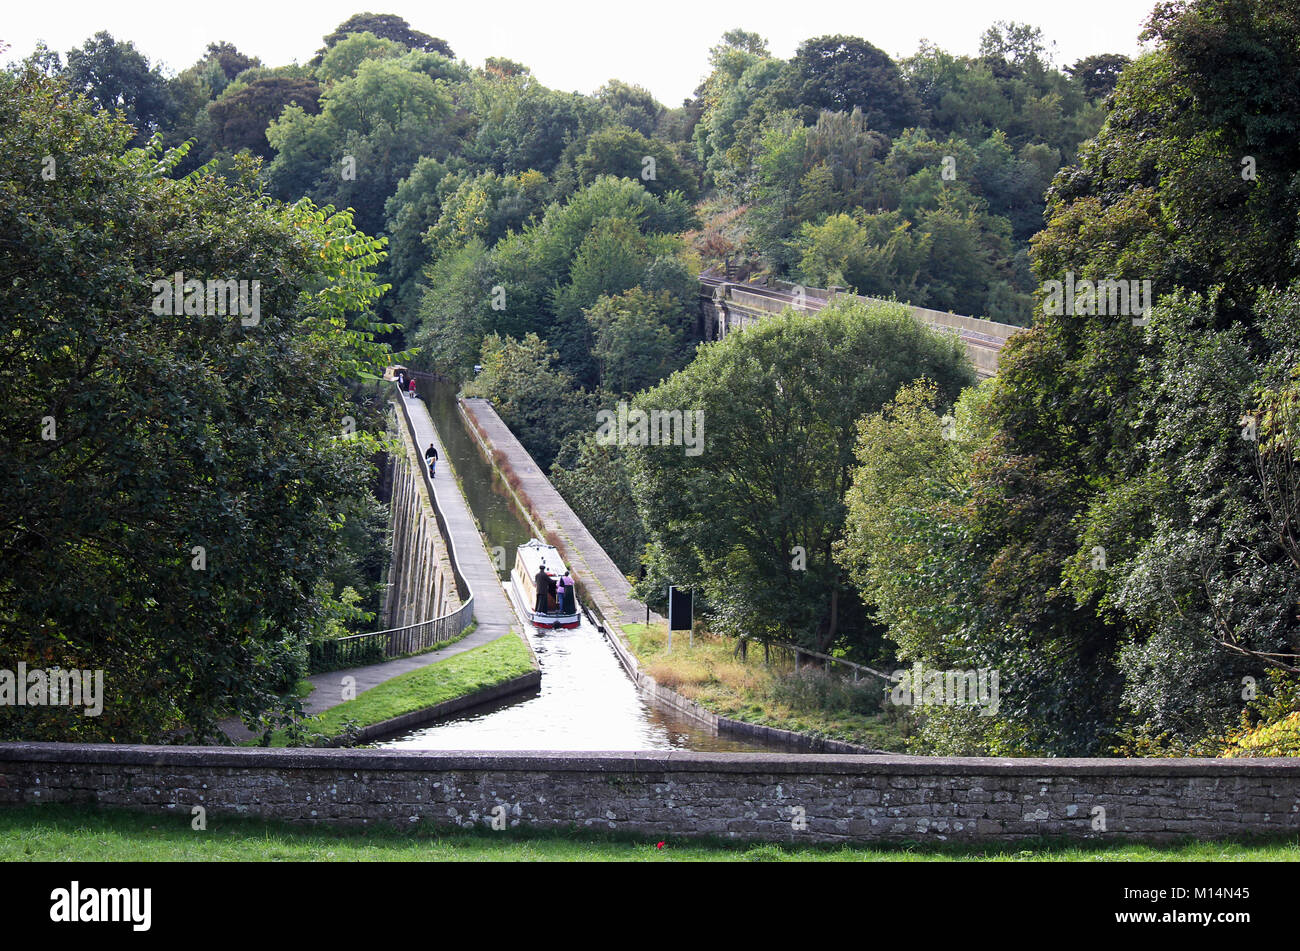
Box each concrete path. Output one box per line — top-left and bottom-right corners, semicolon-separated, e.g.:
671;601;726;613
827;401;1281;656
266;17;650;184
461;397;664;630
220;389;520;743
398;391;518;642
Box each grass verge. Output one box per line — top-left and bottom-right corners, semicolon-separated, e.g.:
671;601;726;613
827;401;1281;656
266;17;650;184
260;632;532;746
2;805;1297;862
623;622;909;751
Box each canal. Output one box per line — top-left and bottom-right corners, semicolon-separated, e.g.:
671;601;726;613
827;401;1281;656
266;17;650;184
376;377;795;752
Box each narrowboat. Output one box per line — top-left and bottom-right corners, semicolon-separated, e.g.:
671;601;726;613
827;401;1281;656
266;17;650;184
508;539;581;629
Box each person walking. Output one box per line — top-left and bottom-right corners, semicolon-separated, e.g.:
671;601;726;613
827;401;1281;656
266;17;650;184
395;367;407;392
425;442;438;477
407;376;417;398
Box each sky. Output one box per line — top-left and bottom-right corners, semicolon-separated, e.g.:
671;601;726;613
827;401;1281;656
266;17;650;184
3;0;1161;104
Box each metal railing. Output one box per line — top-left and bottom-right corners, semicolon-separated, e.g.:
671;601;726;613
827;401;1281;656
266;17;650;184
308;380;477;673
308;599;475;673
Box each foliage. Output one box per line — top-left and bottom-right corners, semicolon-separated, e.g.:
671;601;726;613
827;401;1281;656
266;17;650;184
627;298;973;655
0;71;396;742
464;334;596;469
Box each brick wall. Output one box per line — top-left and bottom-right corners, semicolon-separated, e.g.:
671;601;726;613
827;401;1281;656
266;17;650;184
2;744;1297;843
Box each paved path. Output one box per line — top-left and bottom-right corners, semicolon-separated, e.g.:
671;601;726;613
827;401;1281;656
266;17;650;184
220;388;519;742
397;390;517;642
461;397;664;630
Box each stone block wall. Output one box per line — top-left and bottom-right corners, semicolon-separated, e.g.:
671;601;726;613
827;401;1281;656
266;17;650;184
2;744;1297;844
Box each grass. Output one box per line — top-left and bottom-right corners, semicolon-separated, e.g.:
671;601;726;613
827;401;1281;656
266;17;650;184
259;633;533;746
2;805;1297;862
623;622;910;751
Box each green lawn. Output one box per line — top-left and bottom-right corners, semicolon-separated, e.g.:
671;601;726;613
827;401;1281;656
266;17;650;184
261;632;533;746
2;805;1297;861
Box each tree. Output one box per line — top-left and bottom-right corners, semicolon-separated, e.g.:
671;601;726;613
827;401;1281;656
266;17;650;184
979;21;1054;68
318;12;452;58
208;77;322;157
865;0;1300;754
0;69;395;742
596;80;664;137
787;35;921;136
585;288;690;396
1068;53;1130;99
464;334;595;468
626;298;973;654
572;126;698;199
551;435;645;573
62;32;175;146
317;31;405;85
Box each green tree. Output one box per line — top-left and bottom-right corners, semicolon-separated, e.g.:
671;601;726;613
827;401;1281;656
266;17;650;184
464;334;595;468
318;12;452;58
63;31;175;146
626;298;973;654
317;31;406;85
209;77;322;158
786;35;921;136
0;69;396;742
585;288;690;396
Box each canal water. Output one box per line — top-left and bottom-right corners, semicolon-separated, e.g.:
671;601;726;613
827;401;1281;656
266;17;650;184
377;377;795;752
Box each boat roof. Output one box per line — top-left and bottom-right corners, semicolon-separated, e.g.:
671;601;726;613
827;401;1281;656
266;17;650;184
516;539;568;578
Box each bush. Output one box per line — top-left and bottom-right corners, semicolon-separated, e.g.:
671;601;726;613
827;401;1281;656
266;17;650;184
766;667;886;715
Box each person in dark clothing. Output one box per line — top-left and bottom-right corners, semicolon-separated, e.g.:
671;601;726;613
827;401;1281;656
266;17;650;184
395;368;407;391
560;572;575;613
425;442;438;476
534;566;550;614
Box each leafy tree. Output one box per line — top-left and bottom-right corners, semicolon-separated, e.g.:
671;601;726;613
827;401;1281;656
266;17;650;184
466;77;606;176
317;31;406;85
585;288;690;396
318;12;452;58
572;126;698;200
596;80;664;137
62;31;175;145
208;77;322;157
1068;53;1130;99
551;436;645;573
979;21;1055;68
786;35;921;136
626;298;973;654
0;69;395;742
464;334;595;468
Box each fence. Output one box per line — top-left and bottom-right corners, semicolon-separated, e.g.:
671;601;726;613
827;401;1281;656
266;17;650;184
739;637;892;684
308;380;476;673
308;600;475;673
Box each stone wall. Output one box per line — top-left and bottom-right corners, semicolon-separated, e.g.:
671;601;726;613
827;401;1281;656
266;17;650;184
382;409;459;628
3;744;1297;843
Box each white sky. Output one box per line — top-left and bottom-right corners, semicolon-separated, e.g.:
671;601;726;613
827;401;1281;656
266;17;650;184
3;0;1160;105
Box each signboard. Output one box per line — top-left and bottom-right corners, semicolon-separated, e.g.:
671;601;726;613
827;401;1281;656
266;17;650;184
668;586;693;636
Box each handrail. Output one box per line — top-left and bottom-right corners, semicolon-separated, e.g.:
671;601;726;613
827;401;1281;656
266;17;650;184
392;381;473;603
308;381;476;673
760;638;893;684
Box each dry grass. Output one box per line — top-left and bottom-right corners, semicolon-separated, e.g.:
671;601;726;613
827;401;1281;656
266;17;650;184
622;622;909;751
